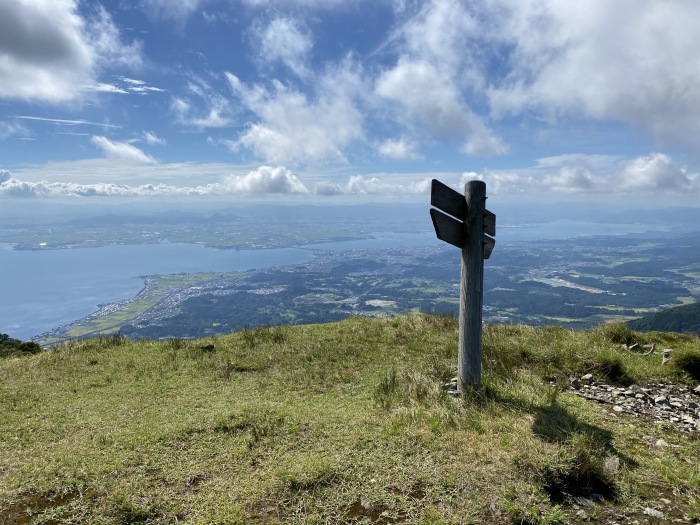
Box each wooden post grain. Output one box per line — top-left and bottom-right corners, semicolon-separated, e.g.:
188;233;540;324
458;181;486;390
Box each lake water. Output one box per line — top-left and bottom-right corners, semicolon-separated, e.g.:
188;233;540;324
0;222;666;340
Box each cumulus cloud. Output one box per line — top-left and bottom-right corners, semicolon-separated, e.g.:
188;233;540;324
377;138;422;161
0;165;309;198
0;1;142;103
314;175;430;195
254;17;312;78
375;0;507;157
485;0;700;143
225;63;364;164
466;152;699;195
221;165;308;194
91;136;157;164
619;153;696;191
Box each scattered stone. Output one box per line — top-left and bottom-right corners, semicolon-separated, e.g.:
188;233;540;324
575;509;588;520
569;379;700;433
693;385;700;395
581;373;594;384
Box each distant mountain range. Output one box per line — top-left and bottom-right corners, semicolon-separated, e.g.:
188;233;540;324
627;302;700;335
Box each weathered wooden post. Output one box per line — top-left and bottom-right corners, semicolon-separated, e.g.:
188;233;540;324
430;179;495;391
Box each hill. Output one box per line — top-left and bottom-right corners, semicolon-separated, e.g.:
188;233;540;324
627;302;700;335
1;317;699;524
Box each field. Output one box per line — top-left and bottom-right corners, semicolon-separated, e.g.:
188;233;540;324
3;316;699;524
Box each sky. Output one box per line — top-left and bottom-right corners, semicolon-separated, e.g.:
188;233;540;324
1;0;700;205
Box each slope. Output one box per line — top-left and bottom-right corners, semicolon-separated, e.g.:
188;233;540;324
1;317;699;524
628;302;700;335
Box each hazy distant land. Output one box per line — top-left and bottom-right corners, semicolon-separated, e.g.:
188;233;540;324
34;229;700;346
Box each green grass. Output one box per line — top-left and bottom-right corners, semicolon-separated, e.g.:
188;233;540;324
1;317;699;524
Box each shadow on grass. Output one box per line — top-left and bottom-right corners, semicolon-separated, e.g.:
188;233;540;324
463;384;638;505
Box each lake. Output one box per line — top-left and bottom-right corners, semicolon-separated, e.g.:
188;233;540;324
0;222;666;340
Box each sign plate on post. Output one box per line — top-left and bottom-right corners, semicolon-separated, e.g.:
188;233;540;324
483;210;496;237
430;208;464;249
430;179;465;220
430;179;496;257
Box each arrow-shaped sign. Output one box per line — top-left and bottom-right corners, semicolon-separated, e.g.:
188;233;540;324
483;210;496;237
430;179;465;220
430;178;496;258
430;208;464;249
483;234;495;260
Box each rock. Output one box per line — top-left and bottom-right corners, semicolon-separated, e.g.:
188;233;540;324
581;373;594;384
693;385;700;395
612;405;624;412
654;396;668;405
655;438;669;447
643;507;664;519
575;509;588;520
604;456;620;475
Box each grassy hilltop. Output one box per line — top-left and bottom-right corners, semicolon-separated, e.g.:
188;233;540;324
1;316;699;524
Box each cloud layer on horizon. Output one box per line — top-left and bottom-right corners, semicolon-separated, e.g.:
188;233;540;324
1;152;697;199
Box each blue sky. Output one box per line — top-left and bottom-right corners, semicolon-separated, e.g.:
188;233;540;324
1;0;700;204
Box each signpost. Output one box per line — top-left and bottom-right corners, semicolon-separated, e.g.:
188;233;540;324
430;179;495;390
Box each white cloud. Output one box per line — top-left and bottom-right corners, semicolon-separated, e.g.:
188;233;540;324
466;152;699;195
91;136;157;164
254;17;312;78
375;0;508;157
240;0;351;7
94;83;129;94
0;0;142;103
111;76;165;95
314;175;430;195
619;153;696;191
0;165;308;198
138;0;206;24
485;0;700;143
376;59;507;157
143;131;166;145
0;121;30;140
14;116;121;129
221;165;308;194
225;64;364;164
377;138;421;161
171;75;234;128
